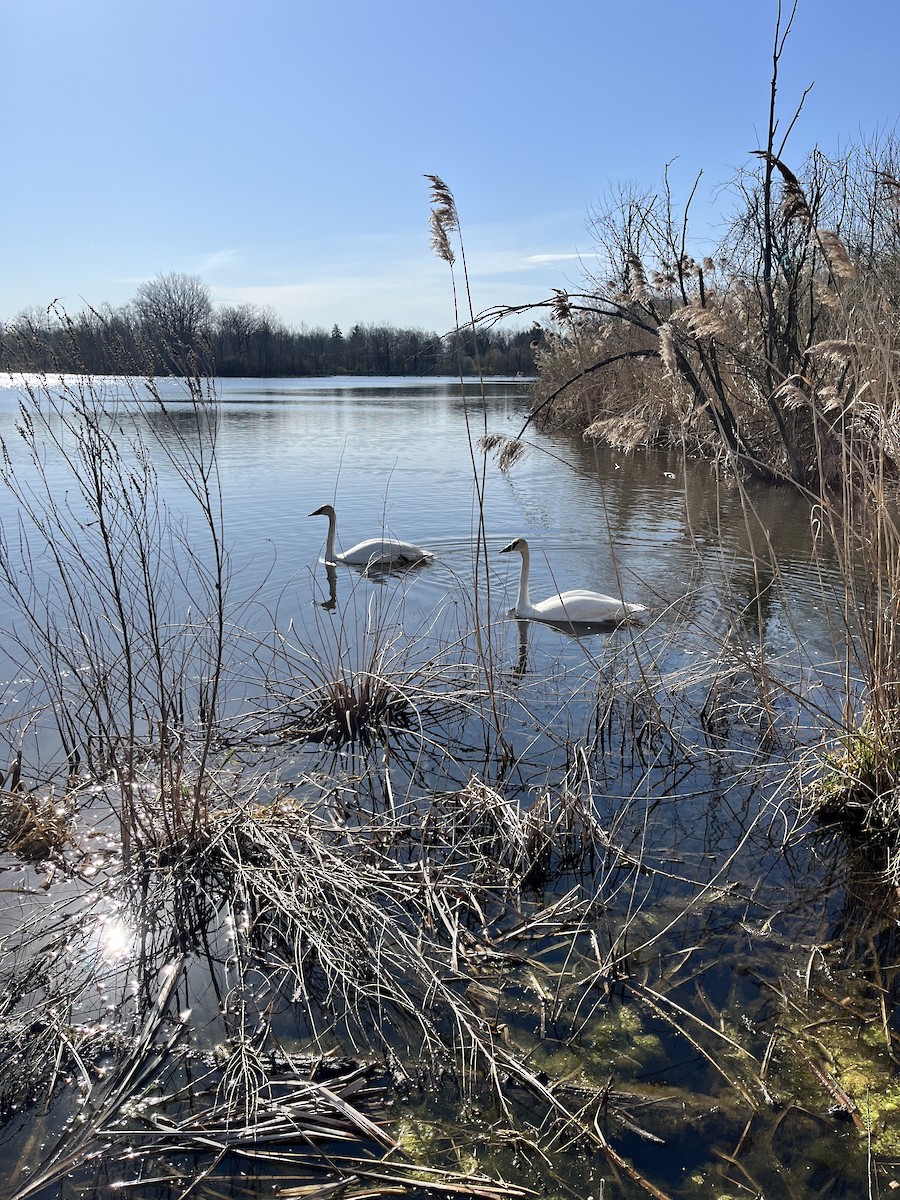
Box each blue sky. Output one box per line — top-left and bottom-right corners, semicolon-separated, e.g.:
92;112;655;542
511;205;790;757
2;0;898;334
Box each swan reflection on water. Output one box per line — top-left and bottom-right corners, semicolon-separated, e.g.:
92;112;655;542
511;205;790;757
511;611;638;677
312;552;431;611
316;561;339;610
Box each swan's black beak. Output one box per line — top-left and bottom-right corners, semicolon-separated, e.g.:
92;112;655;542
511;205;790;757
498;541;515;555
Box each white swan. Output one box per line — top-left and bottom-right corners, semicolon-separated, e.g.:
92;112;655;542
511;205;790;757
499;537;647;624
309;504;434;568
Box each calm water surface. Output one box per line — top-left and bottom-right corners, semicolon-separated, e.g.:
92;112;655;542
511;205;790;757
0;374;877;1199
0;373;840;670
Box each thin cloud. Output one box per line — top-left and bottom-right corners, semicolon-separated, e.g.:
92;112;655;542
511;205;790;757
197;249;240;273
524;253;582;264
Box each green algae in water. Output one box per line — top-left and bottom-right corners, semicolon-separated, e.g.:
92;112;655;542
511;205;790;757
833;1061;900;1154
392;1111;604;1199
522;1001;667;1087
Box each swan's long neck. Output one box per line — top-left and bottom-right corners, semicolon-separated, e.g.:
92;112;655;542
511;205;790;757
515;544;532;616
323;510;339;563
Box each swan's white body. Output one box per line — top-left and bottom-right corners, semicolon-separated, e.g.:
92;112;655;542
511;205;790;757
500;537;647;624
309;504;433;568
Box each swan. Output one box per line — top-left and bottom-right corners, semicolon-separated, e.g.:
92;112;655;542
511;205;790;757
309;504;434;568
499;537;647;624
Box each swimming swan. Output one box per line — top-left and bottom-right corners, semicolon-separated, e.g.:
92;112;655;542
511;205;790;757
309;504;434;568
499;537;647;623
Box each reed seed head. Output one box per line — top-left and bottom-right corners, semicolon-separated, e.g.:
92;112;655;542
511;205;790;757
658;322;678;377
809;339;856;367
751;150;813;227
627;253;650;305
772;376;809;410
424;174;458;226
479;433;527;470
683;302;727;339
551;289;572;324
815;230;857;281
878;171;900;210
429;210;456;265
425;174;460;266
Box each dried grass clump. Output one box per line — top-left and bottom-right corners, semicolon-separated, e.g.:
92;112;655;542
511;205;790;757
0;787;71;861
297;672;416;747
259;590;464;763
808;725;900;865
583;414;652;451
479;432;528;471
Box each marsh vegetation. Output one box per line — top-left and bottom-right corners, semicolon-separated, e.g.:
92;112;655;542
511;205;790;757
0;363;896;1198
482;7;900;906
0;13;899;1195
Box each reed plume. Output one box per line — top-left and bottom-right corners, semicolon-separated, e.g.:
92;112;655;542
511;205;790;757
751;150;813;227
627;253;651;304
815;229;857;281
425;174;458;265
479;432;527;470
672;300;727;339
658;322;678;377
877;170;900;210
550;288;573;324
808;338;856;367
771;376;810;410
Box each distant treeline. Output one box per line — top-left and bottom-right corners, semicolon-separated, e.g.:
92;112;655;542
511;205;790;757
0;272;536;378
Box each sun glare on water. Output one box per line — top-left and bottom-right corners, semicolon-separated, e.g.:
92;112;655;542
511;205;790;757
96;914;136;964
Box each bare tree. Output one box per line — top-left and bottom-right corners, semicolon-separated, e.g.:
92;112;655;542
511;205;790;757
133;271;213;370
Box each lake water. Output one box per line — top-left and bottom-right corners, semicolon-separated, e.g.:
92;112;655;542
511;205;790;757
0;371;846;789
198;374;836;655
0;372;840;658
0;374;886;1199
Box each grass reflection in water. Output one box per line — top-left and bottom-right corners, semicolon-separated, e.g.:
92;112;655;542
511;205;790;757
0;370;895;1199
0;651;893;1199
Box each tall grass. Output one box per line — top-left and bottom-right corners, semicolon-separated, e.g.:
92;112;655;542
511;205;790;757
426;176;509;761
0;328;234;859
482;16;900;881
